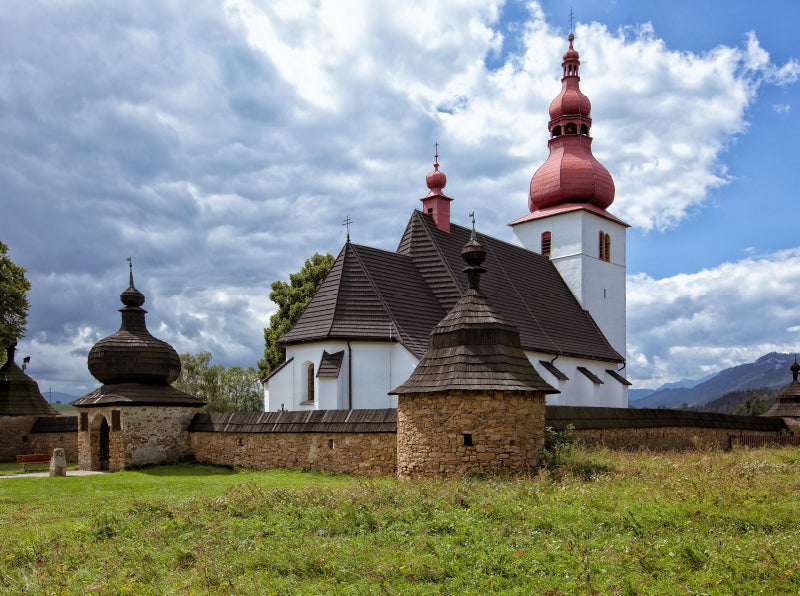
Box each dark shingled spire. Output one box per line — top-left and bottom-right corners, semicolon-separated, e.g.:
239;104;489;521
73;265;204;407
390;235;558;395
763;357;800;418
0;344;58;416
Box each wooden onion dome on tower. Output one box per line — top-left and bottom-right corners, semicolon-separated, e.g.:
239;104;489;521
73;265;204;407
528;33;615;213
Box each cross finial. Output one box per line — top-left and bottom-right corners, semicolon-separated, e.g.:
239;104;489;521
569;7;574;34
342;215;352;242
126;257;134;287
469;211;476;239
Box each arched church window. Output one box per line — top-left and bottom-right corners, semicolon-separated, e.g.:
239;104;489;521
552;126;562;137
302;361;315;403
565;122;577;135
541;231;551;257
605;233;611;262
580;124;588;135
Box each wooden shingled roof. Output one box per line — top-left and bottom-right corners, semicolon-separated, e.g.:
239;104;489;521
188;408;397;433
391;233;558;395
0;346;57;416
546;406;788;432
280;241;445;357
72;383;205;407
280;210;622;363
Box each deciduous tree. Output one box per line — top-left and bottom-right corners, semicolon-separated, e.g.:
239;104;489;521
258;252;334;378
174;352;262;412
0;239;32;358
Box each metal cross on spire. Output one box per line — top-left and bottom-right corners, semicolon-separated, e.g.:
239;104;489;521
126;257;134;287
469;211;476;239
342;215;352;242
569;7;574;34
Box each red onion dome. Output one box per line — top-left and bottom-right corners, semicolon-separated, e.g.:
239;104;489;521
88;270;181;385
528;34;615;212
426;153;447;195
549;86;591;120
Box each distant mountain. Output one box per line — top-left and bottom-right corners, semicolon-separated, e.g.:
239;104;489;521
689;387;779;415
629;373;714;404
631;352;795;409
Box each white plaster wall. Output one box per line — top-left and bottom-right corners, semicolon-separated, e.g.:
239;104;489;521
511;210;627;361
527;352;628;408
264;341;419;411
350;341;418;409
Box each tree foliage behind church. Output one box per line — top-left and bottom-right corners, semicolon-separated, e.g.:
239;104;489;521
258;252;335;378
174;352;262;412
0;238;32;354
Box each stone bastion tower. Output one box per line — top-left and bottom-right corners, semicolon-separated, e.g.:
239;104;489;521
72;265;205;471
391;231;558;478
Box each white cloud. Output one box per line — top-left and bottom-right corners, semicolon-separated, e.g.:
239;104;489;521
627;248;800;388
773;104;791;113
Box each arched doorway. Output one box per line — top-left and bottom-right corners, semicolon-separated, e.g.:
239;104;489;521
98;417;110;471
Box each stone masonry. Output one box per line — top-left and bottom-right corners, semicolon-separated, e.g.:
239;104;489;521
189;430;396;477
397;390;546;478
77;406;200;472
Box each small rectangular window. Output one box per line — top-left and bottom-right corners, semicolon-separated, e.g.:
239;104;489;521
112;410;121;431
462;433;473;447
80;413;88;431
541;231;551;257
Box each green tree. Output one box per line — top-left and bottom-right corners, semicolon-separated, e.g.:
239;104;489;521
258;252;335;377
733;394;771;417
0;238;32;354
174;352;263;413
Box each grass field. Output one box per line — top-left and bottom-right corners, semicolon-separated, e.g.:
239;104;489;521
1;446;799;595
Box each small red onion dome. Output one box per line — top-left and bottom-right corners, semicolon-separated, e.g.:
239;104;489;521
426;152;447;195
529;33;615;212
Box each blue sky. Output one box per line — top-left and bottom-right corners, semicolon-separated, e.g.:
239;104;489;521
1;1;799;394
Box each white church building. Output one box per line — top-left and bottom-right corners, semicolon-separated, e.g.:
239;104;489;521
263;34;630;411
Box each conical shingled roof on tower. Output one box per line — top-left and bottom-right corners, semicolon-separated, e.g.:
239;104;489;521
0;344;57;416
763;358;800;418
390;231;558;395
72;265;204;407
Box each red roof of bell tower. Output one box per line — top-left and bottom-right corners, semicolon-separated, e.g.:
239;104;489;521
420;146;453;233
527;33;615;214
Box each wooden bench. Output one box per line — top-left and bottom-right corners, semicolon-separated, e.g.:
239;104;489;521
16;453;52;472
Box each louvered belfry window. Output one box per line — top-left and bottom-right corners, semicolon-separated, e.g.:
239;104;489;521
541;231;552;257
599;231;611;262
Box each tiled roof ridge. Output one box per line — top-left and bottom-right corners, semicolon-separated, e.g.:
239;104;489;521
411;210;464;296
323;243;349;339
349;243;427;357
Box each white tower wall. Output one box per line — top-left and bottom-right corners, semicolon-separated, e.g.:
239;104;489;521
511;209;627;361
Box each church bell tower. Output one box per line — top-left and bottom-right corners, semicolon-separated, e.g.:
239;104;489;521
509;33;628;361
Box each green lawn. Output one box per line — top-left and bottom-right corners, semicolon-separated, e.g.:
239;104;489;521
1;448;799;595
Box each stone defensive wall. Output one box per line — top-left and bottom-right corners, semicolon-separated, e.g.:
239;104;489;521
5;406;795;472
0;415;78;462
187;408;397;477
546;406;794;450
